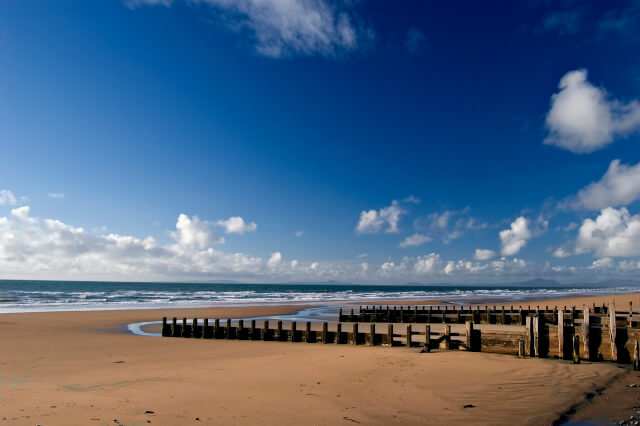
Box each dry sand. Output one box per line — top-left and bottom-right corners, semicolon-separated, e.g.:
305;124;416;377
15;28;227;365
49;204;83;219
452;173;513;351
1;295;639;425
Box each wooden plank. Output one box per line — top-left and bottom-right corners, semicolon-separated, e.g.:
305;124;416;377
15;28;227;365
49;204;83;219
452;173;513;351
425;325;431;352
387;323;393;347
558;309;564;359
525;316;532;356
518;339;525;358
610;303;617;362
582;306;590;361
466;321;473;350
368;323;375;346
533;316;540;357
352;323;359;345
406;324;412;348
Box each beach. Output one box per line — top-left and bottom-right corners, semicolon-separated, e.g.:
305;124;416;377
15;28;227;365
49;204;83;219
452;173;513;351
1;294;639;425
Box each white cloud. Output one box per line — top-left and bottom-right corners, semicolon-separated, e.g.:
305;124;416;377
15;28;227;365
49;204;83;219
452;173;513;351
499;217;531;256
399;233;431;248
413;208;486;244
544;69;640;153
267;251;282;268
134;0;372;58
576;207;640;257
48;192;65;199
473;249;496;261
356;200;404;234
588;257;614;269
295;230;304;237
171;214;224;249
552;246;572;259
0;190;17;206
413;253;442;274
566;160;640;210
216;216;257;234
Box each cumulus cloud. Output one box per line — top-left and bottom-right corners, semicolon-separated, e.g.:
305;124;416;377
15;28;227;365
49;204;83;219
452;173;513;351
0;190;17;206
171;214;225;248
544;69;640;153
399;233;431;248
295;230;304;237
267;251;282;268
356;200;405;234
130;0;372;58
576;207;640;257
48;192;65;199
216;216;257;234
473;249;496;261
565;160;640;210
414;253;442;274
499;217;531;256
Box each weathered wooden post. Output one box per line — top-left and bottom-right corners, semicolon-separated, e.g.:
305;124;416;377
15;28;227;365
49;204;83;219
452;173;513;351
238;319;244;340
322;322;328;343
609;303;617;362
387;323;393;346
277;320;283;341
518;307;523;325
525;316;533;356
290;321;297;342
192;318;199;338
214;319;220;339
442;325;451;350
558;309;565;359
582;306;590;361
162;317;169;337
425;325;431;352
465;321;473;351
573;335;580;364
629;302;634;328
518;339;525;358
305;321;311;343
338;308;343;322
533;316;540;357
406;324;412;348
352;323;358;345
262;320;269;340
250;319;256;340
368;323;375;346
171;317;178;337
501;306;506;324
336;322;343;344
203;318;209;339
182;318;189;338
226;318;232;339
486;305;491;324
634;340;640;371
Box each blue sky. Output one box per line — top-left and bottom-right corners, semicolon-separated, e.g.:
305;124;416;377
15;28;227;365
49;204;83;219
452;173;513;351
1;0;640;283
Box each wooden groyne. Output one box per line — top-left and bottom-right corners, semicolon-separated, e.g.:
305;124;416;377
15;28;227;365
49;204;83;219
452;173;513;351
160;303;640;368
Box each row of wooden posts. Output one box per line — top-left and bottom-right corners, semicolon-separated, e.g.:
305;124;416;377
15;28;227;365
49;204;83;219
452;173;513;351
162;317;471;349
340;302;638;326
161;309;640;368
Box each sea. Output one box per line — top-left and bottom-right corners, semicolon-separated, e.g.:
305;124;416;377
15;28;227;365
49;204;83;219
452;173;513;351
0;279;637;313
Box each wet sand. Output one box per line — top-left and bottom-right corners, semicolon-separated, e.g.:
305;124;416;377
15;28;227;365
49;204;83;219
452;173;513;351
0;294;639;425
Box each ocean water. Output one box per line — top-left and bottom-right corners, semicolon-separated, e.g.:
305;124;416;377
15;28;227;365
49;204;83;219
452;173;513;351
0;280;637;313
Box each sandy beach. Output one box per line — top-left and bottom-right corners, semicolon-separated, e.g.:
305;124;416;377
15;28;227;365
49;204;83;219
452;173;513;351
1;294;639;425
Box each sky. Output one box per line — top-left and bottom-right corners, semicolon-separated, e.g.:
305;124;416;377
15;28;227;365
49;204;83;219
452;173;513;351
1;0;640;284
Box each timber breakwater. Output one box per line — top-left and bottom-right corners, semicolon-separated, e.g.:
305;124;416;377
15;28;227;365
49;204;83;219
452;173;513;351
161;302;640;366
